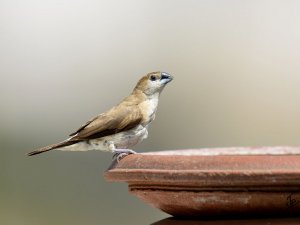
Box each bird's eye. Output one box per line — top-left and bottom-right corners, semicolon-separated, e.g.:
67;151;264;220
150;75;157;81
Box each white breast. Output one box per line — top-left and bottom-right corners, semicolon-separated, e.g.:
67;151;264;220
140;93;159;124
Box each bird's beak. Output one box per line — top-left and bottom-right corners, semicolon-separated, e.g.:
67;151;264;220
160;72;173;84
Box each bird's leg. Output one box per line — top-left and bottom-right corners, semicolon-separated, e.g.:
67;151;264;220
106;145;136;171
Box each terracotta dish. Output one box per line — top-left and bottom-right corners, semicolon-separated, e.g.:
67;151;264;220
105;147;300;217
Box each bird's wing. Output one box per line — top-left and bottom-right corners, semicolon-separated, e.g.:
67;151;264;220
69;115;100;136
69;105;143;141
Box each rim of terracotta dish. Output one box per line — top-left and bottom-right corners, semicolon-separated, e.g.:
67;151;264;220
141;146;300;156
105;147;300;188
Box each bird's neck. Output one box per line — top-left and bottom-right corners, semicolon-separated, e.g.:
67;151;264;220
133;88;160;99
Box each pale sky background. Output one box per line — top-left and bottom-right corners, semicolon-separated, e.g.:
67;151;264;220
1;0;300;224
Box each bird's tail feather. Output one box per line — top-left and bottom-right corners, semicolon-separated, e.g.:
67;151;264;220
28;139;75;156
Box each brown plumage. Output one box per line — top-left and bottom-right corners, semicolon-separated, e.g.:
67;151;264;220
28;71;173;158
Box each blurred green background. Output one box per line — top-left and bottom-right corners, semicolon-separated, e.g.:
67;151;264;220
1;0;300;224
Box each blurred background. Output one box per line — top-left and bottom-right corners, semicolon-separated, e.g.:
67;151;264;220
1;0;300;224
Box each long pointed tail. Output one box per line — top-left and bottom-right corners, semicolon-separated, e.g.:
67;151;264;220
28;139;75;156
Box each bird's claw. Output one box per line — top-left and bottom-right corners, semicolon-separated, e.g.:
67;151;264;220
112;149;136;162
107;149;136;171
113;153;128;162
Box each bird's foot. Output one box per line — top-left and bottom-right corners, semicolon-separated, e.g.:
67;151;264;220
112;149;136;162
107;149;136;171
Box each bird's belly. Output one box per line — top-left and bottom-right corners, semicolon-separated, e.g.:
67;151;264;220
110;126;148;149
86;125;148;151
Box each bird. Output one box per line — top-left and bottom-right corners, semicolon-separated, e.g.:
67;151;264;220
28;71;173;163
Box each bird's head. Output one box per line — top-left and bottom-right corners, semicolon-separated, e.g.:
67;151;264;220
134;71;173;96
